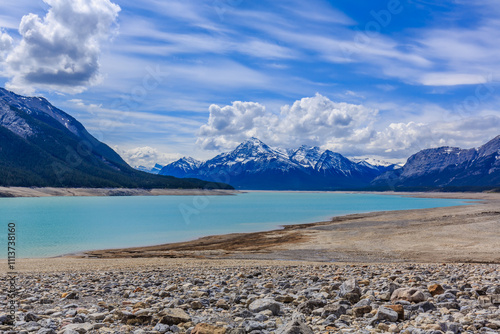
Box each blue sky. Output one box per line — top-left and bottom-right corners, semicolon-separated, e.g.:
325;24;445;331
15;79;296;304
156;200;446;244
1;0;500;167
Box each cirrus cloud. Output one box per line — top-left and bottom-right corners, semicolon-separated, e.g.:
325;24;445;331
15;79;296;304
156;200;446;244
2;0;120;94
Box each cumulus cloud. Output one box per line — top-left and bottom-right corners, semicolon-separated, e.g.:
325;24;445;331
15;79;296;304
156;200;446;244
197;94;500;160
3;0;120;94
114;146;182;167
0;30;13;59
197;93;378;151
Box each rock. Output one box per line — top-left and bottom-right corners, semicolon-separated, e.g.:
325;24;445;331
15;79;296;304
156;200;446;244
343;292;360;304
62;330;80;334
191;301;203;310
339;279;361;298
492;294;500;304
378;292;392;301
159;308;191;325
38;329;56;334
296;299;325;315
89;312;107;321
226;329;245;334
216;299;230;310
385;305;404;320
191;323;226;334
322;303;347;318
479;295;494;308
428;284;445;296
153;323;170;333
391;288;426;303
25;312;39;322
63;292;79;300
248;298;280;315
275;295;294;303
374;306;399;322
61;323;94;333
353;305;372;317
276;312;314;334
413;301;436;312
244;321;265;332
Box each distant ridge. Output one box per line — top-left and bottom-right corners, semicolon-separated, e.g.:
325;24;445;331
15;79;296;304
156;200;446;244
371;135;500;191
159;137;399;190
0;88;232;190
157;136;500;191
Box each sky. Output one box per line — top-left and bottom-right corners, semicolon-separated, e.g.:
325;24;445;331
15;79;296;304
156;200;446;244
1;0;500;167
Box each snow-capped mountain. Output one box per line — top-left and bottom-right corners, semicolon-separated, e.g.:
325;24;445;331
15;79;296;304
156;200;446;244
352;157;403;169
289;145;323;168
134;163;164;174
157;157;202;178
159;137;393;190
371;135;500;190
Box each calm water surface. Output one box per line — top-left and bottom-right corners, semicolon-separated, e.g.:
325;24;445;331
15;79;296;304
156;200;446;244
0;192;473;258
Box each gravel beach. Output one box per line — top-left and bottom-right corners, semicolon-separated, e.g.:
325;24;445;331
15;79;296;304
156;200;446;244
0;259;499;333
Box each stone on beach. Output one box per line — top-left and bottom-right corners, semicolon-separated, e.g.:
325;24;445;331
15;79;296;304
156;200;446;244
374;306;399;322
191;323;226;334
158;308;191;325
428;283;445;296
276;312;314;334
385;304;404;321
248;298;281;315
391;287;426;303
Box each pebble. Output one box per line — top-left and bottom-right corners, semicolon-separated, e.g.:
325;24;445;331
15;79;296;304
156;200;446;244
0;263;498;333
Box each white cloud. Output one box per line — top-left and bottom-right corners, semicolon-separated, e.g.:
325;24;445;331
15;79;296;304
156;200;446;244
2;0;120;94
197;93;378;150
197;94;500;159
114;146;181;167
419;73;487;86
0;30;13;60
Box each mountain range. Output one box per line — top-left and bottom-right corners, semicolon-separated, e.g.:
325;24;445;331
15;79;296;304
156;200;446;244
158;138;400;190
2;87;499;192
158;136;500;191
0;88;232;189
371;135;500;191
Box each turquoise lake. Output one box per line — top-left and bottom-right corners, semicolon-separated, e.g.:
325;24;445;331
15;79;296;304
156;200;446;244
0;192;473;258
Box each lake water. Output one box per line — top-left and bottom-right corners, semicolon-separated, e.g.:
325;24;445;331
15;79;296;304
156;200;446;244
0;192;472;258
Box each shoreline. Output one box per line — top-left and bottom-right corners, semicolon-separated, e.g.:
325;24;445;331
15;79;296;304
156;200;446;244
68;191;500;264
1;191;499;268
0;186;239;197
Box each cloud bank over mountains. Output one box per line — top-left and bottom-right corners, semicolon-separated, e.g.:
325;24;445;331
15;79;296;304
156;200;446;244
1;0;120;94
196;93;500;162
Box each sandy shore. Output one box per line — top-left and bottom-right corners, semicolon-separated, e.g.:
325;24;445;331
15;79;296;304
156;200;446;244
0;186;238;197
68;192;500;264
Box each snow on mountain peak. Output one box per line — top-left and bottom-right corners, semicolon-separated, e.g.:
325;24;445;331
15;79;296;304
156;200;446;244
290;145;324;168
178;156;202;168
